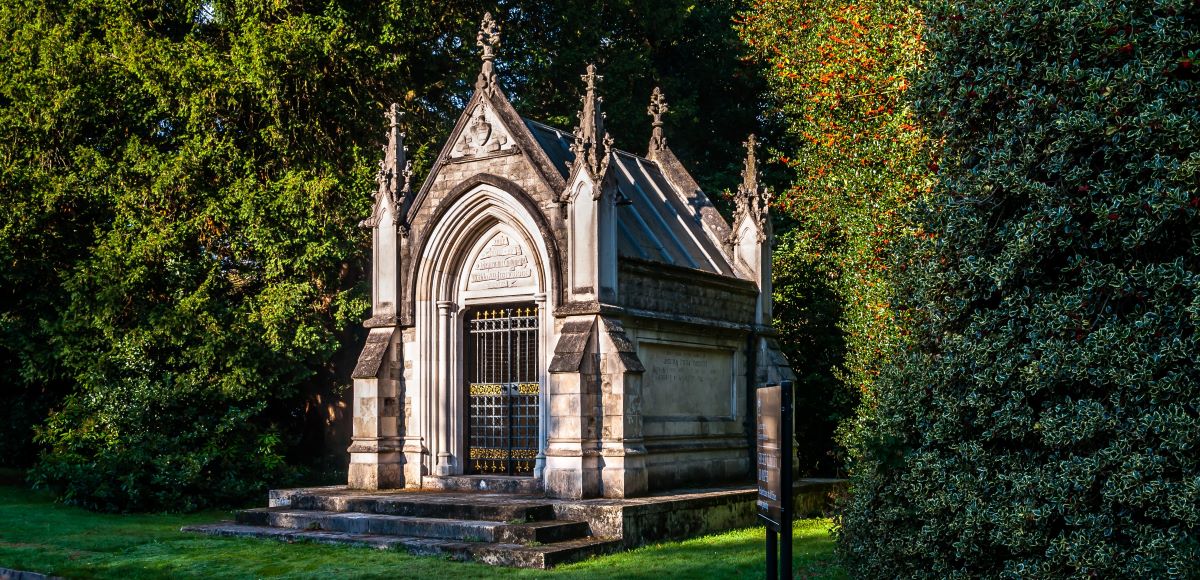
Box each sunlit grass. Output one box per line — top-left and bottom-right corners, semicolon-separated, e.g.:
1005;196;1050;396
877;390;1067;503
0;483;844;579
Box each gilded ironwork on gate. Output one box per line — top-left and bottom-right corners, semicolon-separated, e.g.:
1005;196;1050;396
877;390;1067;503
466;306;540;475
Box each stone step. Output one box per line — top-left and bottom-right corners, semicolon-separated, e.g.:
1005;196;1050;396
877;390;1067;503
286;491;556;523
425;475;544;495
182;523;621;569
236;508;590;544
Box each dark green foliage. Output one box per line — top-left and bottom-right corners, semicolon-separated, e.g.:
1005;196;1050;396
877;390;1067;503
771;227;852;475
838;0;1200;576
0;1;763;510
2;0;439;510
500;1;766;194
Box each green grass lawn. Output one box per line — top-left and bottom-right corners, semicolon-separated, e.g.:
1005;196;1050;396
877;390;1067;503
0;482;844;579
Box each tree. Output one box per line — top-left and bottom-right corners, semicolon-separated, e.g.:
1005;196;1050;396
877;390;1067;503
1;1;763;510
737;0;929;474
500;0;766;193
838;0;1200;575
1;0;499;510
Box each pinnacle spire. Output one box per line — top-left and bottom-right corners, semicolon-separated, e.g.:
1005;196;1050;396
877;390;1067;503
732;134;771;242
647;87;668;153
740;134;758;196
361;103;411;229
386;103;412;198
571;64;614;178
475;12;501;93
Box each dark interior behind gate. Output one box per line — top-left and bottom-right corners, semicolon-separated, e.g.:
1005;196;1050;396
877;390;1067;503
466;304;539;475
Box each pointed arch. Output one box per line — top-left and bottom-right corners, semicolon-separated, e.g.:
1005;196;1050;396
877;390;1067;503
403;174;563;323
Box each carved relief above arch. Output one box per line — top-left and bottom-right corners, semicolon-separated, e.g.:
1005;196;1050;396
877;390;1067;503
460;226;538;298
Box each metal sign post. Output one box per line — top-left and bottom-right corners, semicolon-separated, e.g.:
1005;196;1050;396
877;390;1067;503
757;380;793;580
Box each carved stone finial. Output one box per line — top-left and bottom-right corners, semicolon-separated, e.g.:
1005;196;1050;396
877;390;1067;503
740;134;758;194
386;102;401;131
361;103;409;230
571;64;613;179
475;12;501;93
647;87;668;153
401;158;413;196
582;63;600;92
477;12;500;60
732;134;771;242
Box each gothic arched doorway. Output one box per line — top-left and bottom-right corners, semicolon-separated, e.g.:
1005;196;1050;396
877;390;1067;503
464;302;540;475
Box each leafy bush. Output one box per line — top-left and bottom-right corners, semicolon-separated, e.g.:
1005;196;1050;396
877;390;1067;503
838;0;1200;575
4;0;392;511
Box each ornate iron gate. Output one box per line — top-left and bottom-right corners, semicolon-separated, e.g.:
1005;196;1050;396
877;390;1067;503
466;305;539;475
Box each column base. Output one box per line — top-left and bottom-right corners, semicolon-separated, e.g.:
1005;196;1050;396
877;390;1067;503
435;452;455;476
543;450;602;499
348;451;403;490
599;449;647;498
402;440;426;488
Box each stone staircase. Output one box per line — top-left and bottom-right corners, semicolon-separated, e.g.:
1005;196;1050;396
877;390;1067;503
183;481;620;569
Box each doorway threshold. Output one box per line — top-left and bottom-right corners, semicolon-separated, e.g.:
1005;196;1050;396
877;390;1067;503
425;474;544;495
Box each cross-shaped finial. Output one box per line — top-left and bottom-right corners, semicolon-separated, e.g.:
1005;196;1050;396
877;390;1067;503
582;64;601;92
647;87;668;127
477;12;500;62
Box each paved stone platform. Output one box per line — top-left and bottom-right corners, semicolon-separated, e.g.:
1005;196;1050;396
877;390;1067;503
183;478;844;569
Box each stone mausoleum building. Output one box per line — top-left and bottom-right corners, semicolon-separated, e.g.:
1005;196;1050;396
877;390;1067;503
348;13;794;500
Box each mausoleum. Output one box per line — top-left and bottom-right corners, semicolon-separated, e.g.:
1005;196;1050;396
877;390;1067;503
348;12;794;500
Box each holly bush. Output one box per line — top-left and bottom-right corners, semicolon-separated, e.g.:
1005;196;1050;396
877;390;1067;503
738;0;930;473
837;0;1200;575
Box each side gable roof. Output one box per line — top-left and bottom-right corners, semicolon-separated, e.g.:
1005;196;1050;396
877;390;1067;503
520;118;734;276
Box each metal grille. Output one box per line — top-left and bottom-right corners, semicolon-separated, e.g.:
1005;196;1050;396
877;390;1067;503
466;305;539;475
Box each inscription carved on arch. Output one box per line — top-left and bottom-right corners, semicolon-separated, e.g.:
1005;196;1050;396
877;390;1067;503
466;231;535;290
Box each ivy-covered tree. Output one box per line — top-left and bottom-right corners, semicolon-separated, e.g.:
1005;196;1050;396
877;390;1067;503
737;0;929;474
838;0;1200;575
0;1;763;510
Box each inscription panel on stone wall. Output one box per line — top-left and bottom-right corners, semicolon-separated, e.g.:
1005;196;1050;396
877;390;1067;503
641;342;735;420
466;231;534;291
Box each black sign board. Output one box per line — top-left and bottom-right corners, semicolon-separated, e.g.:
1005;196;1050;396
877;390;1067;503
757;381;793;580
756;385;783;528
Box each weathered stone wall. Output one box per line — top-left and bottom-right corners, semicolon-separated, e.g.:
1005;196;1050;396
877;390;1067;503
617;259;758;324
615;318;753;492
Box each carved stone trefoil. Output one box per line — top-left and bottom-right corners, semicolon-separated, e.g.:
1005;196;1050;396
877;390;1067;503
475;12;501;95
571;64;614;180
731;134;771;242
361;102;411;230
